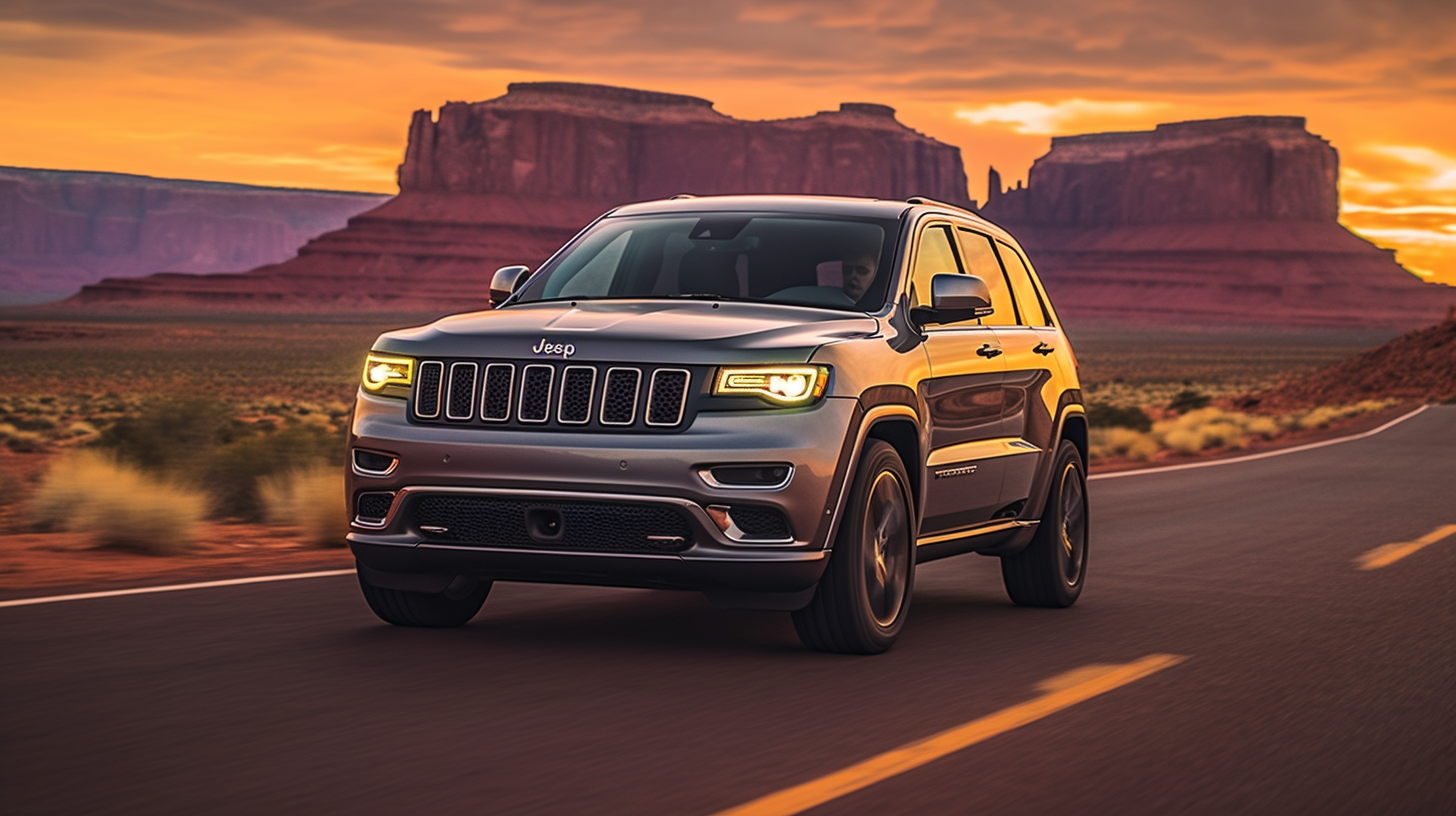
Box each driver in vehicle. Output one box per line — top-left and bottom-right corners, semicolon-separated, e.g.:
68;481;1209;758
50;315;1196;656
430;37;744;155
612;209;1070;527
839;250;878;303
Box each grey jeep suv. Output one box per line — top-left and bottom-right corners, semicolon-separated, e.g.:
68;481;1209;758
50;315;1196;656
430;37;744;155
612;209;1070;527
347;195;1088;653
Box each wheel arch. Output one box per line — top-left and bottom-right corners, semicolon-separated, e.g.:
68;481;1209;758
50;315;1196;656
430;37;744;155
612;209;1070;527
865;417;922;512
1060;408;1088;467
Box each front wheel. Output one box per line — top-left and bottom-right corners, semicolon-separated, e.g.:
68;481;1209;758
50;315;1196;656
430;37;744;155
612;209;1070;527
792;440;916;654
1001;439;1088;607
358;570;491;627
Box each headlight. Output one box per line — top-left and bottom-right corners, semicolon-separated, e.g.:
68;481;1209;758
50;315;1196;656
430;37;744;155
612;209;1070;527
361;353;414;397
713;366;828;405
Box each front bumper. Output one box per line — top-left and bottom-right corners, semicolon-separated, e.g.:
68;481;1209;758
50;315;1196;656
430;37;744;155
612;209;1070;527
345;392;858;594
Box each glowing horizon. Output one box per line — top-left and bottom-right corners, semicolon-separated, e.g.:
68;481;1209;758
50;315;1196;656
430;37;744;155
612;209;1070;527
2;1;1452;283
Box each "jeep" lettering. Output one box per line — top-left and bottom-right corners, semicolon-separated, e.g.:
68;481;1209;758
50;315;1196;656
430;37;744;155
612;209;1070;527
532;338;576;359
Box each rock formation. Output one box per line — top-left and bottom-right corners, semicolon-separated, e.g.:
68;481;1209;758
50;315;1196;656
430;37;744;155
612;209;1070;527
980;117;1456;328
0;167;386;305
68;83;969;310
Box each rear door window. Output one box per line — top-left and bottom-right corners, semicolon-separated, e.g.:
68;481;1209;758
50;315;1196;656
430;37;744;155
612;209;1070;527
996;242;1052;327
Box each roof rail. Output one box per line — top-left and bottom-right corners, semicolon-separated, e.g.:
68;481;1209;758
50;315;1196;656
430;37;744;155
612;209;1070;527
669;193;696;200
906;196;973;212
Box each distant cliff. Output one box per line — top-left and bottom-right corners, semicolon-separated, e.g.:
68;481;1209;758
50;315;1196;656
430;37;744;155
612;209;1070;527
980;117;1456;328
70;83;969;309
0;167;387;305
398;83;969;203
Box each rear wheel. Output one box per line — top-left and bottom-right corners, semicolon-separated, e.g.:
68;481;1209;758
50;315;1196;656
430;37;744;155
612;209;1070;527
792;440;915;654
1001;439;1087;607
358;571;491;627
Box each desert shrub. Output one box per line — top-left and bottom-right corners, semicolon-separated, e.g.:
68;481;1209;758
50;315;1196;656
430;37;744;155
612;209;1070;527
1243;415;1280;439
1290;400;1392;430
203;422;343;521
1152;408;1253;454
1166;389;1212;414
259;463;348;547
92;396;344;521
1089;427;1159;461
0;465;20;509
95;395;242;473
31;451;205;554
1087;403;1153;432
0;423;48;452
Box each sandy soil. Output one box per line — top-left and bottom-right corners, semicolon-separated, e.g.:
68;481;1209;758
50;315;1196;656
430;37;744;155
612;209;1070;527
0;522;354;601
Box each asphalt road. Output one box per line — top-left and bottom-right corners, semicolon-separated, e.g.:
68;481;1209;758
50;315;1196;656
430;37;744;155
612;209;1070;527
3;407;1454;815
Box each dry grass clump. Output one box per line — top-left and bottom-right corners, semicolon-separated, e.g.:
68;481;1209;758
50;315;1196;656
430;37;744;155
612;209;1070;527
1089;427;1160;461
1291;400;1391;430
31;451;206;554
0;422;48;452
1088;401;1394;462
259;463;348;547
1147;407;1280;455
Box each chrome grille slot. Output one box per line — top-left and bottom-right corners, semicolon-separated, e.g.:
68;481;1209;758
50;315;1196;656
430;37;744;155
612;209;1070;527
445;362;478;420
414;361;443;419
646;369;690;427
557;366;597;425
518;364;554;423
600;367;642;426
480;363;515;422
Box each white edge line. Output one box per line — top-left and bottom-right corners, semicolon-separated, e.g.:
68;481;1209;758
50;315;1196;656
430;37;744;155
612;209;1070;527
0;569;356;609
0;405;1435;608
1089;404;1431;481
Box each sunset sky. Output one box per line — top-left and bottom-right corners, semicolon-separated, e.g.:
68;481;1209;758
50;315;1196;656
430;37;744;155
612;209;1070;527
3;0;1454;283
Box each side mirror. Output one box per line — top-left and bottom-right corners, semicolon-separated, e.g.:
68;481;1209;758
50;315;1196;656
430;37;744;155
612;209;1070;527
489;265;532;307
912;274;994;326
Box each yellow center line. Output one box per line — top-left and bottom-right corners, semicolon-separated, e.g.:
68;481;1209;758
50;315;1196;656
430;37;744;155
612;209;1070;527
708;653;1187;816
1355;524;1456;571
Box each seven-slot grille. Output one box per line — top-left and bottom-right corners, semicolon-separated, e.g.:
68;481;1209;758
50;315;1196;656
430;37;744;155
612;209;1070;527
413;361;695;430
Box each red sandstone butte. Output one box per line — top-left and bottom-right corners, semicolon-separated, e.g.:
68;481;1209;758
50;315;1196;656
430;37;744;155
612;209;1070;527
980;116;1456;329
67;83;969;311
0;166;386;306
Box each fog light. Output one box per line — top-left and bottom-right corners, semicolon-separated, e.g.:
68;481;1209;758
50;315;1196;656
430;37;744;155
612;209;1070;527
700;464;794;488
352;449;398;476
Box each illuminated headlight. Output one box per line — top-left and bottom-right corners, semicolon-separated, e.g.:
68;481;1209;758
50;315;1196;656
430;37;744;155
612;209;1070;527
713;366;828;405
361;353;414;396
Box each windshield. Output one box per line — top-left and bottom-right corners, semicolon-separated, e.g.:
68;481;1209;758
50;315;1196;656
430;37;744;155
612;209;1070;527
513;213;900;312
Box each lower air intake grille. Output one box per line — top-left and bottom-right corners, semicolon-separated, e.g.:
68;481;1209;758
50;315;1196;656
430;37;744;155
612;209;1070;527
412;496;694;553
730;506;792;539
356;492;396;524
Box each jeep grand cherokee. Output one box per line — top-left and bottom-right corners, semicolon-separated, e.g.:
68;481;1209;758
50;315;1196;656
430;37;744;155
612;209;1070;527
347;195;1087;653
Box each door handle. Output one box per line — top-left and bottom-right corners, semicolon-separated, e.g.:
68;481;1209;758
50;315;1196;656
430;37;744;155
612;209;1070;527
1033;342;1055;355
977;343;1002;358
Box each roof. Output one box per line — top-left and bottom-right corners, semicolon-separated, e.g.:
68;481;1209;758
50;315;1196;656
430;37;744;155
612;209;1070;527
609;195;914;220
605;194;1017;242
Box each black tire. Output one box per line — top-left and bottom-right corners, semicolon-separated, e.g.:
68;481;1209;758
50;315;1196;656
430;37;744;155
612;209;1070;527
358;571;491;627
793;440;916;654
1001;439;1088;607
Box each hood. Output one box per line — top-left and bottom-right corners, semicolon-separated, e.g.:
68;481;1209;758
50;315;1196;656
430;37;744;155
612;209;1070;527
373;299;880;364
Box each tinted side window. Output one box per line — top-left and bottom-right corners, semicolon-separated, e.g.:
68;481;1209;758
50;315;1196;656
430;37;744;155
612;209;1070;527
956;229;1016;326
910;225;963;310
996;242;1052;327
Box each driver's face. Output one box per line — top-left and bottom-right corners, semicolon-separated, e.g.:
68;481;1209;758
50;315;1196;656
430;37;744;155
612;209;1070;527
842;253;877;300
